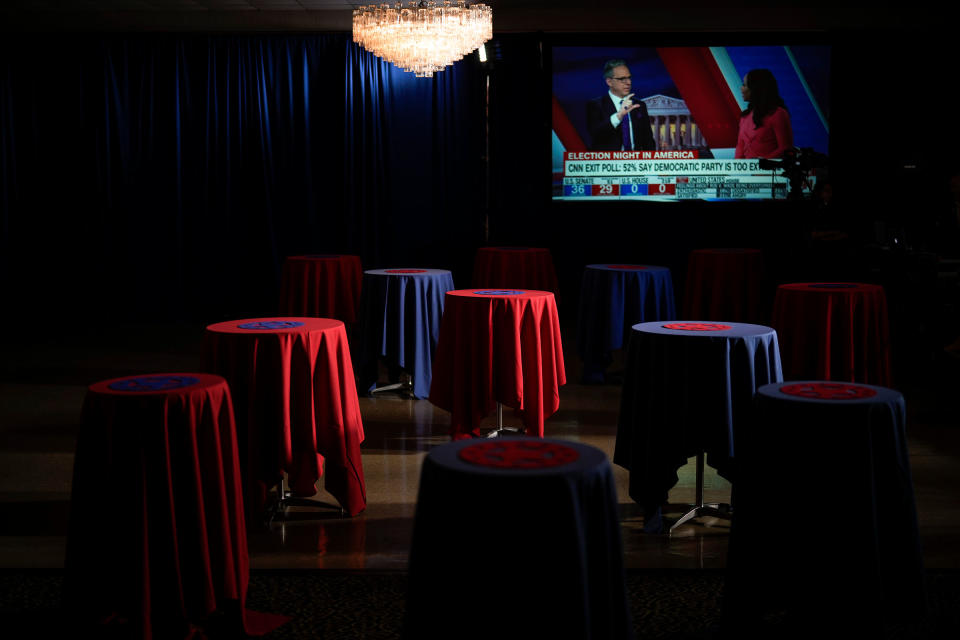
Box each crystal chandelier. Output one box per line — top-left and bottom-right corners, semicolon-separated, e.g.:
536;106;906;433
353;2;493;78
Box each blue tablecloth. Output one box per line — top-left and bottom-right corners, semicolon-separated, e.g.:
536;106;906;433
724;381;925;633
613;321;782;531
357;268;454;399
403;438;633;639
577;264;676;382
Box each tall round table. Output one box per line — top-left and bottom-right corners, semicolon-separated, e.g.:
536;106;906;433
577;264;676;382
429;289;566;439
203;317;366;519
614;321;783;532
471;246;560;293
771;282;892;385
279;254;363;323
682;248;765;323
65;373;287;638
403;438;633;640
725;381;925;634
356;268;455;399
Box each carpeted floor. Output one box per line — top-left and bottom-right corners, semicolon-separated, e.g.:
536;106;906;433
2;569;958;639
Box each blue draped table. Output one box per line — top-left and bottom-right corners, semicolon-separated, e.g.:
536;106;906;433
613;321;782;532
357;268;455;399
724;381;925;634
403;438;633;640
577;264;676;382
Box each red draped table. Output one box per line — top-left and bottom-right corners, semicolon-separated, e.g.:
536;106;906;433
65;373;287;639
429;290;566;439
771;282;892;385
472;246;560;293
279;254;363;323
203;318;366;519
683;248;765;323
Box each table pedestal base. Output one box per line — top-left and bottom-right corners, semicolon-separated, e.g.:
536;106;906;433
265;476;345;525
484;402;526;438
370;381;413;397
670;504;731;531
370;372;414;398
485;427;524;437
669;451;731;533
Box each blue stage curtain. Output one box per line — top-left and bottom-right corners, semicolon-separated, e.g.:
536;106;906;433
347;42;485;277
1;34;484;324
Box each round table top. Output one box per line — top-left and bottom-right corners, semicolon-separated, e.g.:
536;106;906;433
691;248;762;256
633;320;776;338
477;246;550;254
364;268;451;277
777;282;883;294
586;263;670;272
447;289;554;301
205;317;344;334
285;254;358;261
89;372;227;396
425;437;607;478
758;380;899;405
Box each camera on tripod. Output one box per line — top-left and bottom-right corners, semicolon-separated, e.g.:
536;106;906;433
758;147;828;199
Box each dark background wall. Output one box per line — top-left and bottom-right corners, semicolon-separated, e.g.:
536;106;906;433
2;22;958;382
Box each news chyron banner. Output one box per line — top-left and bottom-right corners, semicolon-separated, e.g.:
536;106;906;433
559;150;792;200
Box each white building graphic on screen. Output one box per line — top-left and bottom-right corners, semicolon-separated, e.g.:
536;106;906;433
642;94;708;151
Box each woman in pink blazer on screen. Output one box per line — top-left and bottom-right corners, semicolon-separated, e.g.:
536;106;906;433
735;68;794;159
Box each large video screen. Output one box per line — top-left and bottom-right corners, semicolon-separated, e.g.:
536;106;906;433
552;45;830;201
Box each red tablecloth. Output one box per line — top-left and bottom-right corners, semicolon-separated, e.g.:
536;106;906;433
429;290;566;439
682;248;764;322
471;247;560;293
279;254;363;323
203;318;366;518
65;373;287;639
771;282;892;385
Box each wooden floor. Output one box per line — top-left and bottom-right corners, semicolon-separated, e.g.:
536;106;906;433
2;321;959;572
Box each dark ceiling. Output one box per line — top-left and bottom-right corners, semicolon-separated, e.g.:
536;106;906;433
0;1;932;32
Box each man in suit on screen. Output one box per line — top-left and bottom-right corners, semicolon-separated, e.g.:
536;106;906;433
586;59;656;151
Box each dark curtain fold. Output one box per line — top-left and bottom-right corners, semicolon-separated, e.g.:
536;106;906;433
91;35;350;321
343;42;486;278
1;33;485;325
344;40;391;268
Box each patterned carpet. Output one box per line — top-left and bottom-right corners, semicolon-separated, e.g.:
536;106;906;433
2;569;958;639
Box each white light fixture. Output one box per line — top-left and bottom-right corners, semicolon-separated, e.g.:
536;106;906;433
353;1;493;78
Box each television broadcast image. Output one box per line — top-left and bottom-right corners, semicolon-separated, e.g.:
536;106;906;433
552;44;831;202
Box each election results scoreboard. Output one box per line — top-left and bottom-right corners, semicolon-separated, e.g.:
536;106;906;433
552;151;807;201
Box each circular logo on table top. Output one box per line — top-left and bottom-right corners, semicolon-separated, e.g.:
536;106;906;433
806;283;858;289
606;265;647;270
663;323;732;331
473;290;524;295
458;441;579;469
780;383;877;399
237;321;305;330
108;376;200;391
385;269;427;274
